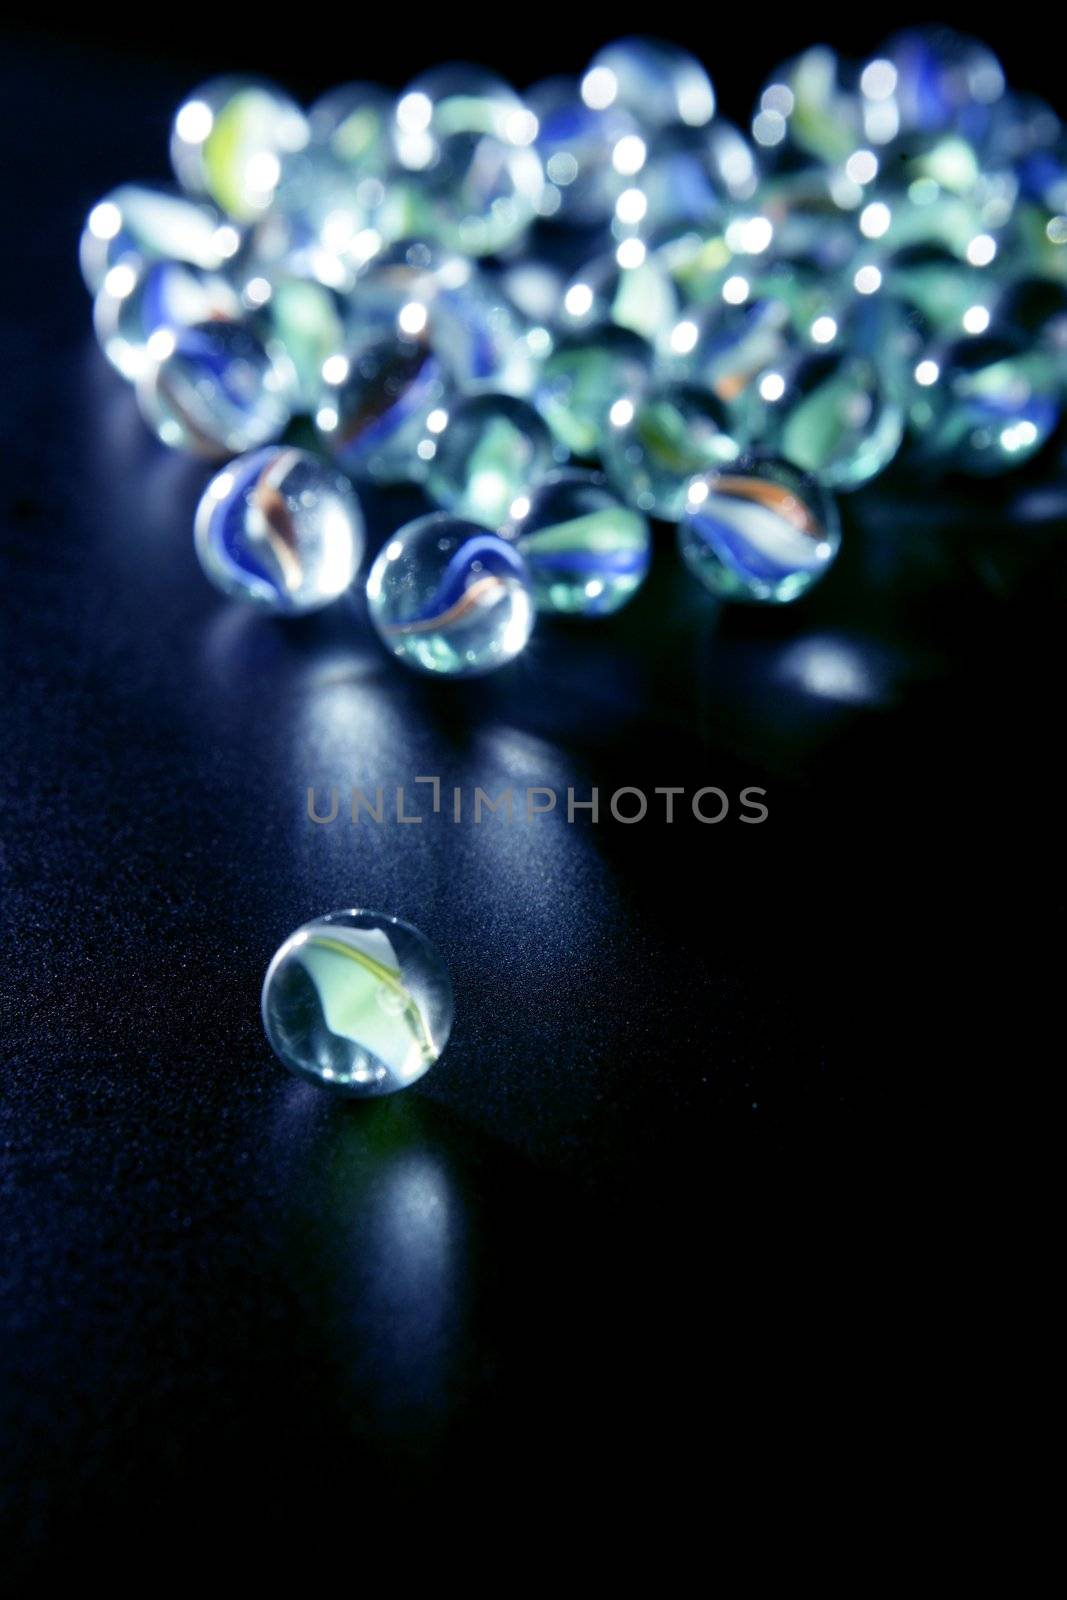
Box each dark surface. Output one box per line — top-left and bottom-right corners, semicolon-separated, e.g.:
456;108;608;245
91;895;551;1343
0;28;1060;1578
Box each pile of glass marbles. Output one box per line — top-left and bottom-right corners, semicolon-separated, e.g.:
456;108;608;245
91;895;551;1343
80;30;1067;674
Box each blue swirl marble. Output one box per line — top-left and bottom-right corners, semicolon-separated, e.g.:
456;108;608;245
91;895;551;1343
195;446;364;613
366;513;535;676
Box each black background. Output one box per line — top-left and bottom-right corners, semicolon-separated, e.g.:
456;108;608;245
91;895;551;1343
1;14;1058;1578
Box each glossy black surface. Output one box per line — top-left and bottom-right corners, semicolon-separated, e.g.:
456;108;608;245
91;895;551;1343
1;30;1059;1576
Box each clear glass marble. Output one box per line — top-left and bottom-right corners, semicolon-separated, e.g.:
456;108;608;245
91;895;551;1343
262;910;453;1096
94;260;240;382
601;382;745;519
349;249;540;395
425;393;555;529
634;122;759;236
663;290;796;407
394;65;543;256
194;447;363;612
170;75;309;221
534;324;653;457
136;320;295;458
908;333;1060;473
507;470;651;616
527;77;641;225
561;253;679;343
877;27;1005;139
584;38;715;130
366;513;535;676
307;82;395;176
678;459;841;603
743;347;904;490
752;46;864;168
315;330;450;482
79;184;230;295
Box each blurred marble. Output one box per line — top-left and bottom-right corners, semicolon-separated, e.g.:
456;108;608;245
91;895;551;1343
908;333;1060;473
315;329;450;482
426;392;555;528
136;320;295;458
79;184;230;295
601;382;744;518
195;446;363;612
507;470;651;615
584;38;715;129
394;64;543;255
170;75;309;220
679;458;841;602
94;260;240;381
534;324;653;457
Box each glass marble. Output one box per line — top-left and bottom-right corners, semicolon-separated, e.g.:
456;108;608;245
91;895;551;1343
752;47;864;168
94;260;240;382
663;289;796;407
631;125;754;240
136;320;295;459
876;28;1004;140
245;273;348;407
170;75;309;221
394;65;543;256
425;393;555;530
366;513;535;676
678;459;841;603
79;184;230;296
584;38;715;130
562;253;679;343
527;77;641;225
315;329;450;483
744;346;904;491
307;82;395;175
602;382;745;519
534;325;653;457
194;447;363;613
908;334;1060;474
262;910;453;1096
506;470;651;616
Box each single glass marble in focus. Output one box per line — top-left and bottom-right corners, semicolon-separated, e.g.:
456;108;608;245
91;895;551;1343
245;273;348;407
94;259;240;381
562;253;679;343
194;447;363;612
744;346;904;491
528;77;642;225
136;320;295;459
262;910;453;1096
506;470;651;616
908;334;1060;473
602;382;745;519
426;393;555;529
394;65;543;255
79;184;230;295
315;330;450;483
584;38;715;129
678;459;841;603
534;324;653;457
366;513;535;676
170;75;309;220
